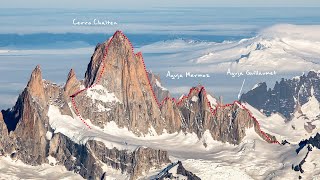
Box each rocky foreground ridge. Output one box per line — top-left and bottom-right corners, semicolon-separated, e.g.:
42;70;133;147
0;31;278;179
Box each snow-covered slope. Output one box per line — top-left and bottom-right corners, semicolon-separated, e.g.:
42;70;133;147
0;156;83;180
243;94;320;144
46;101;320;179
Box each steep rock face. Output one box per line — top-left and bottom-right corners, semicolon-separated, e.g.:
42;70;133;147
0;112;6;134
49;133;105;179
44;80;72;117
84;42;108;87
208;103;253;144
240;82;269;110
177;87;212;138
49;137;171;180
74;31;164;135
26;65;47;106
12;90;48;165
241;71;320;119
147;71;170;101
160;98;182;133
0;66;50;165
0;112;10;155
64;69;80;97
132;146;171;179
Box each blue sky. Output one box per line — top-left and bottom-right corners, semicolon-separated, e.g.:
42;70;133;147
2;0;320;8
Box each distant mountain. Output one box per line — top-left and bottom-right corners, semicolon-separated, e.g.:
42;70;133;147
0;31;278;179
241;71;320;119
193;24;320;72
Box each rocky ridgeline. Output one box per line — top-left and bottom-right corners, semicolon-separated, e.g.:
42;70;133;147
241;71;320;119
0;31;278;179
0;64;171;179
72;31;277;144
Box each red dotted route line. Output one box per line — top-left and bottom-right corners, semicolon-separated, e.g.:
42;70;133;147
70;30;279;144
159;86;279;144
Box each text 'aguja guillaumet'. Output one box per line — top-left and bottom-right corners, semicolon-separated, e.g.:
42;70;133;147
226;68;277;78
166;71;210;80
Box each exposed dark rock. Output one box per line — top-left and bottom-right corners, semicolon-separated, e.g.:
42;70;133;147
64;69;80;97
156;161;201;180
293;145;312;174
147;71;170;101
49;133;104;179
176;161;201;180
297;133;320;154
241;71;320;119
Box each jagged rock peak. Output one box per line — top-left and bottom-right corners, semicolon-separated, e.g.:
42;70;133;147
64;68;80;97
107;30;134;56
66;68;76;82
176;85;206;104
147;70;170;102
84;30;134;87
307;70;319;78
26;65;46;102
241;70;320;118
27;65;42;87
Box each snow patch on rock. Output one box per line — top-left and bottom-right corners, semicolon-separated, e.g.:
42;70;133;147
46;131;53;140
207;94;218;108
155;79;167;91
86;85;120;104
191;96;198;102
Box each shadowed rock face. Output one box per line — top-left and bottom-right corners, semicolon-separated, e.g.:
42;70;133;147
75;31;164;135
64;69;80;97
49;133;171;180
147;71;170;101
160;98;182;134
241;71;320;119
176;161;201;180
0;66;49;165
0;112;10;155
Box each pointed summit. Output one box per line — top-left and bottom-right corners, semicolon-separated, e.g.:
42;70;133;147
77;31;164;135
64;69;80;97
26;65;46;102
66;68;76;81
27;65;41;86
84;30;134;87
105;30;134;58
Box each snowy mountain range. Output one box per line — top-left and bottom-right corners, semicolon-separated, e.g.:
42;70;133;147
193;24;320;72
241;70;320;119
0;30;320;179
139;24;320;74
